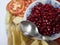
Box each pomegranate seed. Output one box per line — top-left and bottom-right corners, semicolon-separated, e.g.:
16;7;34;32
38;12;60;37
27;3;60;36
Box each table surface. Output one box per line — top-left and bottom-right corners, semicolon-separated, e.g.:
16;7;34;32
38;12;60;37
0;0;11;45
54;38;60;45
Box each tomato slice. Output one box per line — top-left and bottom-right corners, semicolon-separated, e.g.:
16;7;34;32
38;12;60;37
6;1;25;15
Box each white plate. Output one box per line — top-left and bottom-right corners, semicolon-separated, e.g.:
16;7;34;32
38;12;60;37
24;0;60;40
0;0;11;45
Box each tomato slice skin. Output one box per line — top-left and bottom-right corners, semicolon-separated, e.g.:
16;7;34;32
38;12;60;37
6;1;25;15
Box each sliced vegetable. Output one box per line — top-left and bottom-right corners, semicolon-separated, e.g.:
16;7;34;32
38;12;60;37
6;1;25;15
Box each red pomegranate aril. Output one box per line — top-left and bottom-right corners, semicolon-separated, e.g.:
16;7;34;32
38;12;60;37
53;31;56;34
35;10;40;14
37;7;42;11
27;3;60;36
43;16;47;19
44;4;52;11
43;20;46;22
42;23;46;26
32;8;35;11
36;22;39;26
37;3;43;7
57;10;60;14
56;14;60;21
55;28;59;33
35;18;38;21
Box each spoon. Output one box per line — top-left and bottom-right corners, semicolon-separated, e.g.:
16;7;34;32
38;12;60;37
20;20;59;45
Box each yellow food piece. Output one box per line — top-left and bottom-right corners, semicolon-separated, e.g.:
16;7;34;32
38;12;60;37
31;40;39;45
41;40;48;45
12;30;21;45
13;16;24;24
6;12;11;24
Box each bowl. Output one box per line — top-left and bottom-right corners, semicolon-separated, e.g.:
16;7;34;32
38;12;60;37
24;0;60;40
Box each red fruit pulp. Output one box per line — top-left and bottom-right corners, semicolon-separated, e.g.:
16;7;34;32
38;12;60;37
27;3;60;36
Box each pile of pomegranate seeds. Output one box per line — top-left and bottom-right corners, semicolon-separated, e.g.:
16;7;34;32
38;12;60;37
27;3;60;36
